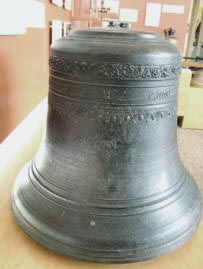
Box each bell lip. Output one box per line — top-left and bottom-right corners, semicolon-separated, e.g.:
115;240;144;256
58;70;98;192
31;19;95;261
11;195;201;263
11;164;201;264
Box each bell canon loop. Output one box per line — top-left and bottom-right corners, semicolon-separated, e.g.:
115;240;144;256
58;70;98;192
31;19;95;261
12;29;201;263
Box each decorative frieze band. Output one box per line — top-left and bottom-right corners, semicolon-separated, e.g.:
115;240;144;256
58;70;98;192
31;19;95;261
49;56;181;81
48;95;176;124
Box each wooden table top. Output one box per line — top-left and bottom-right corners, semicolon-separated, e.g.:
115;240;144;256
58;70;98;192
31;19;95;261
182;60;203;68
0;99;203;269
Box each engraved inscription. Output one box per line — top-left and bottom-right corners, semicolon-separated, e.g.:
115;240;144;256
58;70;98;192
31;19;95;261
49;56;181;81
49;76;177;105
148;90;172;100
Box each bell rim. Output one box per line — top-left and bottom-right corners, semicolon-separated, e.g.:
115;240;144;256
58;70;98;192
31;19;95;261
11;164;201;264
12;197;201;263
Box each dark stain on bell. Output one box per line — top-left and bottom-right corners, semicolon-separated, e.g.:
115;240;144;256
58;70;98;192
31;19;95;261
107;175;117;193
122;119;128;143
12;28;201;263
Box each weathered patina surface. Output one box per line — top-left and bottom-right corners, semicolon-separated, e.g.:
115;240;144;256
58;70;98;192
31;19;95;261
12;29;201;263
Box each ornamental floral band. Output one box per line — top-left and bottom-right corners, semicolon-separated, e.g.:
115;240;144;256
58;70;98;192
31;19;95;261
49;56;181;80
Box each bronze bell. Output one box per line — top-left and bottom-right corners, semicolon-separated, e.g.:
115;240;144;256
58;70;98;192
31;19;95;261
12;29;201;263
